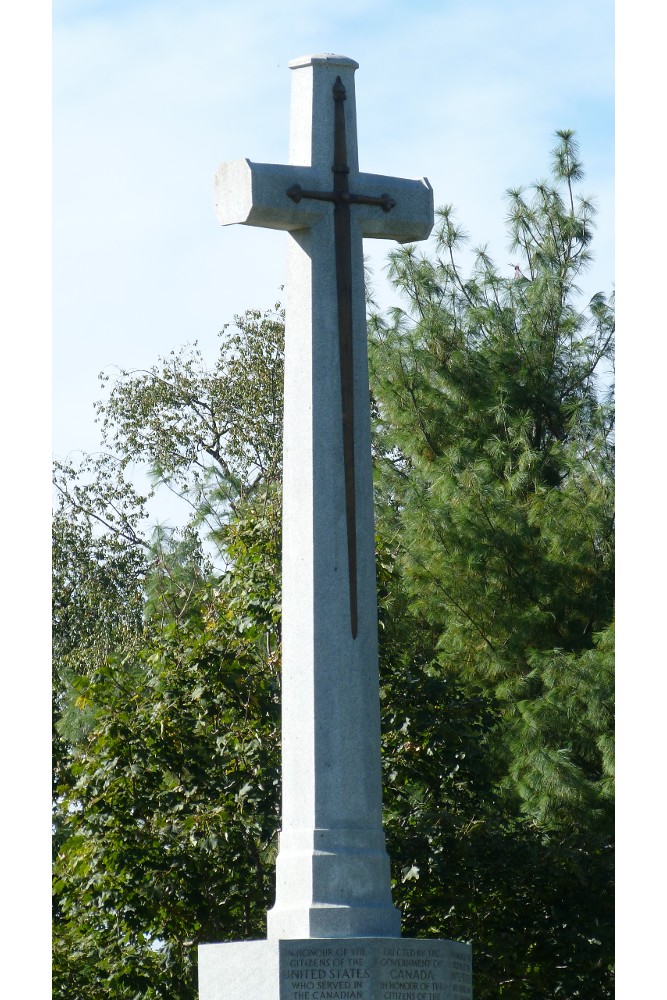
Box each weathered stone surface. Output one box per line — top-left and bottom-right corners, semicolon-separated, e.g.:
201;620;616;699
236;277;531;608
204;54;468;1000
215;53;432;941
199;938;473;1000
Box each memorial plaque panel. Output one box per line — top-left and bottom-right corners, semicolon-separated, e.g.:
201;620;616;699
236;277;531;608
281;942;373;1000
200;939;472;1000
375;940;472;1000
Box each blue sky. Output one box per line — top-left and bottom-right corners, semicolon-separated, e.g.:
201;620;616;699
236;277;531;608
53;0;615;465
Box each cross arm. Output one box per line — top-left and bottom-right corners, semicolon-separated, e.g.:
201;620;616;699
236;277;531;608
215;158;324;231
356;173;434;243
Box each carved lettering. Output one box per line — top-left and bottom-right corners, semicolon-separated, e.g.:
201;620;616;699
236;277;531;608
279;941;471;1000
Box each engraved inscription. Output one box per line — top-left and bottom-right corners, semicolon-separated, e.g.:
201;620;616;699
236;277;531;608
379;944;443;1000
281;944;372;1000
378;943;472;1000
278;941;472;1000
448;950;472;1000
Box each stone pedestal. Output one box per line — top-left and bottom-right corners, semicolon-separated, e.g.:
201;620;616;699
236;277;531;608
199;938;472;1000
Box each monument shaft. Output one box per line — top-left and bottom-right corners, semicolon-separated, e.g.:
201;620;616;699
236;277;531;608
201;52;474;1000
274;56;404;939
212;50;433;940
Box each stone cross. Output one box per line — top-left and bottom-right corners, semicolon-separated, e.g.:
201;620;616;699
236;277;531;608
215;54;432;941
200;53;471;1000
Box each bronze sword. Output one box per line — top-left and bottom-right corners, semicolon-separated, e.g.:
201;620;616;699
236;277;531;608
287;77;395;639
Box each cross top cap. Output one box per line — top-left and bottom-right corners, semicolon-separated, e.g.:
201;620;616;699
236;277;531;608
289;53;359;70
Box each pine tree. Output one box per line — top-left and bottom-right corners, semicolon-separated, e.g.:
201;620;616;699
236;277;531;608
366;130;614;995
369;129;614;834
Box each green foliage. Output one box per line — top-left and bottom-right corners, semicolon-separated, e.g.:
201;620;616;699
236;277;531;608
53;307;286;995
52;506;282;998
369;130;614;837
367;129;614;996
95;305;285;528
376;541;613;999
53;134;613;999
52;473;147;842
502;622;614;830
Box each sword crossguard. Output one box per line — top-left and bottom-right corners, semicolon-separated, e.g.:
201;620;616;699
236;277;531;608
286;184;303;203
377;193;396;213
286;185;396;213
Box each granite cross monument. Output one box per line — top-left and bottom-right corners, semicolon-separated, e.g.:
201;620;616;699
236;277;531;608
199;54;473;1000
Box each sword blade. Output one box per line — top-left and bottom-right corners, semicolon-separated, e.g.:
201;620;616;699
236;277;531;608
332;77;358;640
